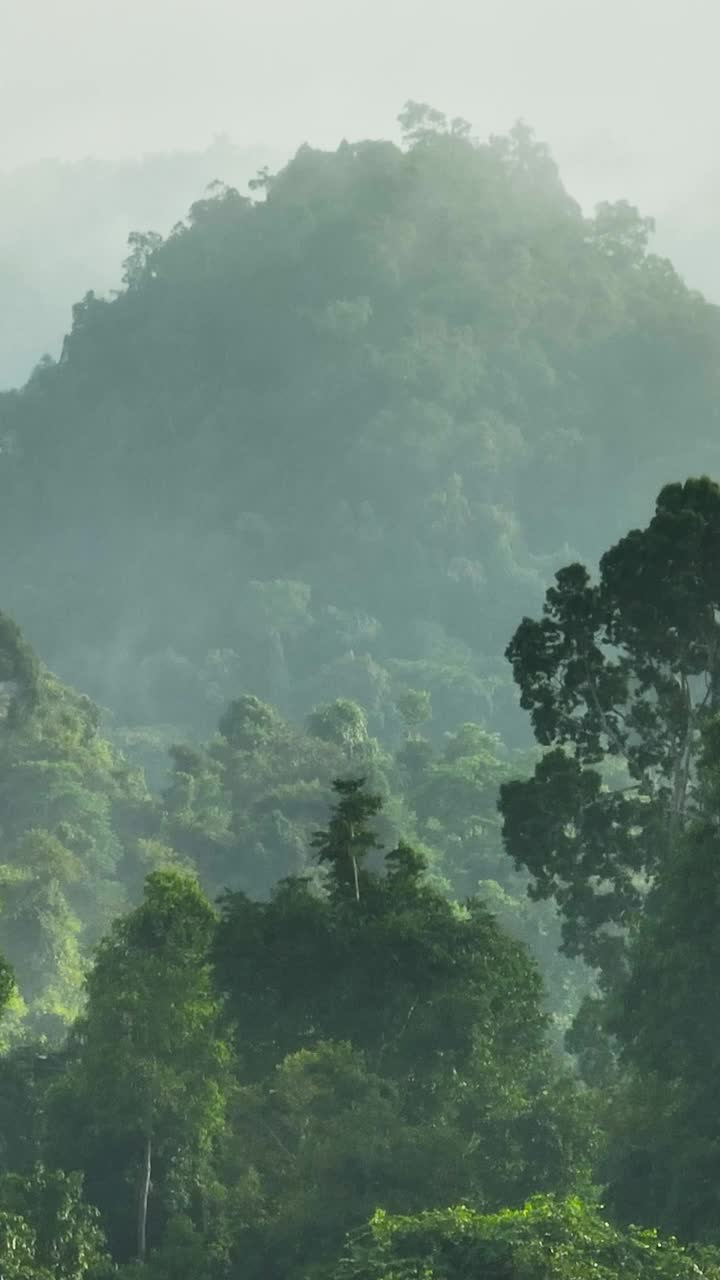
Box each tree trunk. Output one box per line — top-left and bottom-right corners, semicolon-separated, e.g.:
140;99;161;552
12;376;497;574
137;1132;152;1262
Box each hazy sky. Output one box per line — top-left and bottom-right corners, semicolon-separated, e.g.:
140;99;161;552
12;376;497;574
2;0;720;289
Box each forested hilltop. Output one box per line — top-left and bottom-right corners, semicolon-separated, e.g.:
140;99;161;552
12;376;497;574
3;104;720;747
0;139;286;390
5;105;720;1277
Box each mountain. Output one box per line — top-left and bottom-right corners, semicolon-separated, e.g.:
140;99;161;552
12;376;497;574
1;105;718;744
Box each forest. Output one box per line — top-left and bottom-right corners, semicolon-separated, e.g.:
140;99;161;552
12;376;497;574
1;104;720;1276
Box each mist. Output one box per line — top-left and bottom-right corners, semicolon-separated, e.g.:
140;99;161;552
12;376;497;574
2;0;720;387
3;4;720;1275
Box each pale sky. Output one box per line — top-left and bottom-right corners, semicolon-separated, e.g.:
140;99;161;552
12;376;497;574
2;0;720;290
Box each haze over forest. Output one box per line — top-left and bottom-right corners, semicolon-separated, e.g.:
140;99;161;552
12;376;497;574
4;0;720;389
4;4;720;1277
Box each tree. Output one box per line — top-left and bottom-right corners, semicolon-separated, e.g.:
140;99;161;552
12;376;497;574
590;712;720;1241
212;782;591;1277
500;477;720;979
215;781;554;1093
398;100;471;146
306;699;369;757
395;688;432;738
0;614;154;1042
333;1195;720;1280
0;952;14;1021
228;1041;433;1278
0;1165;109;1280
0;612;39;723
310;777;383;902
3;110;714;756
0;1212;46;1280
214;782;592;1213
48;871;230;1261
217;695;281;751
0;830;84;1035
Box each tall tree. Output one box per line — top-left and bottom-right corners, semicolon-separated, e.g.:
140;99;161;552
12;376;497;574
214;782;592;1251
48;870;230;1261
597;714;720;1241
500;477;720;979
310;777;383;902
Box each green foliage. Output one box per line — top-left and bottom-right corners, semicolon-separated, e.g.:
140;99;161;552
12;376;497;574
0;1165;109;1280
161;696;391;900
501;477;720;978
0;618;152;1039
395;688;432;736
2;111;715;754
0;612;40;723
0;952;15;1020
5;106;720;1278
214;781;593;1277
307;699;370;755
0;1212;46;1280
47;870;231;1259
116;1214;222;1280
587;714;720;1241
333;1195;720;1280
501;481;720;1241
310;777;383;901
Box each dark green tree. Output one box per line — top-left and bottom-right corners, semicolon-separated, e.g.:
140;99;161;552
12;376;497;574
213;780;592;1279
500;477;720;979
47;871;230;1262
593;713;720;1241
310;776;383;902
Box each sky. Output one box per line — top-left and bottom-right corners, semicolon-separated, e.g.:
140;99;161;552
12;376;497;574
2;0;720;291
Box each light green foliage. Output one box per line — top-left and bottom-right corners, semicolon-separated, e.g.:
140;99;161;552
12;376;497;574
395;688;432;737
0;1212;46;1280
0;1165;109;1280
0;952;15;1020
0;620;153;1039
334;1196;720;1280
306;699;370;756
0;1166;110;1279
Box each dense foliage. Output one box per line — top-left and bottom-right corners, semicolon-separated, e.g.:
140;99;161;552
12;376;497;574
3;105;720;752
4;106;720;1278
0;737;594;1276
334;1196;720;1280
